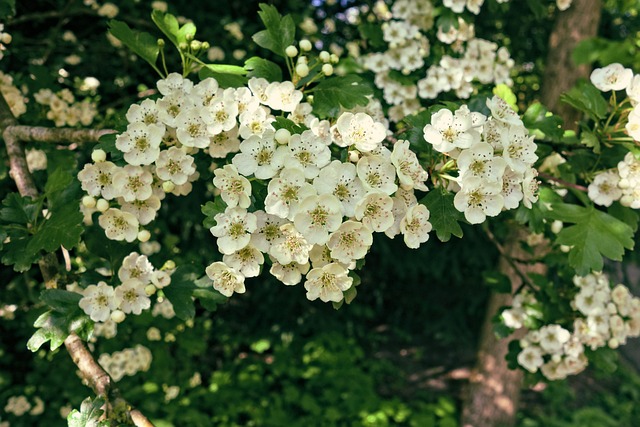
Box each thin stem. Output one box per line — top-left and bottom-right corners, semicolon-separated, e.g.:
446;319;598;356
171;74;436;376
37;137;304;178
537;171;588;192
483;224;538;292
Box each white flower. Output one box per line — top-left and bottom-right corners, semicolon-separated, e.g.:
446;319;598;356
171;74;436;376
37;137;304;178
625;105;640;141
203;89;239;135
121;195;161;225
238;105;274;139
155;147;196;185
118;252;154;283
232;131;287;179
192;77;220;106
210;207;257;255
400;203;432;249
327;220;373;264
517;345;544;373
390;140;429;191
112;165;154;202
205;261;245;297
423;108;479;154
626;74;640;106
78;161;119;199
126;98;163;127
213;164;252;209
357;155;398;195
335;112;386;152
79;282;121;322
294;194;344;245
156;92;192;128
285;130;332;179
264;81;303;112
313;160;365;217
250;210;287;253
116;122;164;166
486;96;522;127
501;168;524;210
223;245;264;277
115;278;151;315
457;142;507;183
208;127;241;158
265;167;317;220
98;208;139;242
588;170;622;207
499;126;538;174
539;324;571;354
175;106;212;149
355;191;394;232
269;260;309;286
522;168;540;209
304;263;353;302
453;177;504;224
590;63;633;92
385;187;418;239
269;223;313;265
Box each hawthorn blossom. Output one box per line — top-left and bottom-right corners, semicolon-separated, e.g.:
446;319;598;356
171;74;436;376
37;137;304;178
250;210;287;253
457;142;507;183
335;112;386;152
205;261;245;297
208;127;241;158
453;177;504;224
357;155;398;195
354;191;394;232
270;260;310;286
79;282;121;322
588;170;622;207
155;147;196;185
265;167;317;220
223;244;264;277
232;131;287;179
390;140;429;191
304;263;353;303
294;194;344;245
210;207;257;255
115;122;164;165
590;63;633;92
269;223;313;265
112;165;154;202
423;108;479;154
78;161;119;199
213;164;252;209
264;81;303;112
118;252;154;283
327;220;373;264
285;130;332;179
98;208;139;242
121;195;161;225
313;160;365;217
115;278;151;315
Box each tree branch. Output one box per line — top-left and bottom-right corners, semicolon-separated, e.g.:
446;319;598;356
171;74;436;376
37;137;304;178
0;92;153;427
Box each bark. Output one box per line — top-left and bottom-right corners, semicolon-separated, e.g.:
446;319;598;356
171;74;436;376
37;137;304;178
461;228;547;427
540;0;603;129
0;93;153;427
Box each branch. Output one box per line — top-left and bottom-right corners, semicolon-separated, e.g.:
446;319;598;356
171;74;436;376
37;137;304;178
538;171;589;192
0;93;153;427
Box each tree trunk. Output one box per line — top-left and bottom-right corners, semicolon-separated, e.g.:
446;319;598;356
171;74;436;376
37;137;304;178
460;229;545;427
540;0;602;129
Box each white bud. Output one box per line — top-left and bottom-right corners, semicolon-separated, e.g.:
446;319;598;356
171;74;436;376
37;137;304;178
91;149;107;163
560;245;571;253
285;45;298;57
299;39;312;51
1;33;12;44
144;284;157;296
163;260;176;270
330;53;339;64
296;63;309;78
620;195;634;207
111;310;126;323
296;55;308;65
162;181;175;193
321;63;334;76
96;198;109;212
618;178;630;189
138;229;151;242
319;51;330;62
82;195;96;208
608;338;619;349
274;128;291;145
348;150;360;163
551;354;562;363
550;220;563;234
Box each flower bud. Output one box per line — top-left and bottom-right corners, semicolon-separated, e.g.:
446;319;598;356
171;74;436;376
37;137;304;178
285;45;298;57
163;260;176;270
91;149;106;163
190;40;202;51
96;198;109;212
299;39;312;51
157;38;165;47
319;51;330;62
82;195;97;209
138;229;151;242
274;128;291;145
296;63;309;78
550;220;563;234
179;42;189;51
111;310;126;323
145;284;157;296
321;63;333;76
162;181;175;193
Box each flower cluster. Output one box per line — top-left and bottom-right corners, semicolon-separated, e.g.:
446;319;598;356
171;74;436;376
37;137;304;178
0;71;26;118
34;88;97;127
97;345;152;382
357;0;514;121
79;72;432;305
0;24;11;61
78;252;170;322
506;272;640;380
423;96;539;223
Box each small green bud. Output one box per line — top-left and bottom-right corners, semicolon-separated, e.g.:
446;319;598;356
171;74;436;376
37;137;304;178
157;38;165;47
285;45;298;57
201;41;210;50
179;42;189;51
299;39;312;51
190;40;202;51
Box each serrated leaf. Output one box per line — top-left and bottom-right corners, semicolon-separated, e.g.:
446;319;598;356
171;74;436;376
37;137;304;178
421;189;464;242
493;84;518;111
244;57;282;82
0;193;39;225
28;202;84;252
108;20;159;70
193;287;227;312
198;67;248;88
312;75;372;118
162;265;201;320
608;203;639;232
1;234;39;272
252;4;295;57
580;130;601;154
41;290;83;313
273;117;308;134
27;310;92;352
67;397;109;427
560;81;608;120
546;203;634;275
522;102;564;142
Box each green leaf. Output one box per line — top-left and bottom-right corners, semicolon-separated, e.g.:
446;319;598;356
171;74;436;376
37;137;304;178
493;84;518;111
273;117;308;134
0;192;39;225
27;310;92;352
358;22;385;49
522;102;564;142
580;130;601;154
28;202;84;252
108;20;159;71
198;67;248;88
151;10;195;48
202;199;227;229
162;265;201;320
546;203;634;275
1;234;39;272
67;397;109;427
193;287;227;312
560;81;609;120
526;0;547;19
312;75;373;118
244;57;283;82
195;61;247;76
41;290;82;313
421;189;464;242
252;4;296;57
608;203;639;232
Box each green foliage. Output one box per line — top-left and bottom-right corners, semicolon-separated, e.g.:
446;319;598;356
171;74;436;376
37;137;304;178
151;10;196;51
421;189;464;242
522;102;564;142
244;56;283;82
108;20;161;75
546;203;634;275
0;0;14;19
198;67;248;88
560;81;609;121
27;309;92;352
67;397;109;427
311;75;373;118
252;3;296;58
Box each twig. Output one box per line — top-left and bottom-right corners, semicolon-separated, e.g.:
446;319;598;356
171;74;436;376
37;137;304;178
0;93;154;427
538;171;589;192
